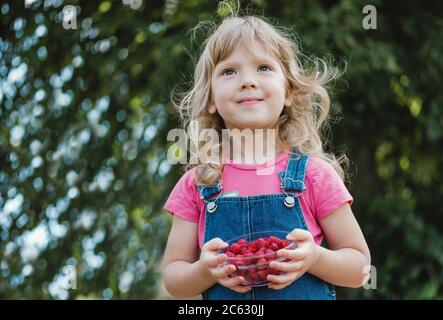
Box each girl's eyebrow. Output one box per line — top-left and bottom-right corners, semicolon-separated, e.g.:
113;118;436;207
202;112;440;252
216;61;239;70
216;56;276;70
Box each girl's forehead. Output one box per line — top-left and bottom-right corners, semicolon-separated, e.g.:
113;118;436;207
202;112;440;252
218;40;280;65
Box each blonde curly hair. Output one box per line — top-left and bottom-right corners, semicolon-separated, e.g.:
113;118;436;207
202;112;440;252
173;14;350;186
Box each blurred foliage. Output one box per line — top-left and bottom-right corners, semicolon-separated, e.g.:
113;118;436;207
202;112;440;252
0;0;442;299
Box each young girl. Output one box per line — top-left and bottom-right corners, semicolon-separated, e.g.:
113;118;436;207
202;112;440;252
161;15;370;300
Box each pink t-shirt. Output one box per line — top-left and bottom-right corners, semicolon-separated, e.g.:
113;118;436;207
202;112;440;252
163;149;353;248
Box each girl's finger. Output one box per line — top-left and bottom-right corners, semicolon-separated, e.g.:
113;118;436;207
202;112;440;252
219;275;245;288
213;264;236;278
287;229;312;242
205;238;228;251
267;271;299;285
216;253;228;263
270;261;303;273
277;248;305;261
207;253;227;268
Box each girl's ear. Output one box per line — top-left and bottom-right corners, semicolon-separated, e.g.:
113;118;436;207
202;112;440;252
284;85;294;107
208;104;217;114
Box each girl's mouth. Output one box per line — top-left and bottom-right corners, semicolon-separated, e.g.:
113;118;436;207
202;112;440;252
238;99;264;106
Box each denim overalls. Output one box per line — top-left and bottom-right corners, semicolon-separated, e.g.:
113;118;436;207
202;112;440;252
198;148;336;300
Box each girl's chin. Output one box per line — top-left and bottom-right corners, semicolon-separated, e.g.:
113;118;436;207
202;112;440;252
227;122;276;130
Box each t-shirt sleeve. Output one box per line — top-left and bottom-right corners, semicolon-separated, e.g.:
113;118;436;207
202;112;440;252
163;168;200;223
310;158;353;220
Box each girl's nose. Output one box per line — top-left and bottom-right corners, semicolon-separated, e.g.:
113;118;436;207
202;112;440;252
240;75;259;90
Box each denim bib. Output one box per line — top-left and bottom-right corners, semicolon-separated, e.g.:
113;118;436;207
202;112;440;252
198;148;336;300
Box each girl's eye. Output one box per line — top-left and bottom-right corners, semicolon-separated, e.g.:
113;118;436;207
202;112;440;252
258;65;272;72
222;69;235;76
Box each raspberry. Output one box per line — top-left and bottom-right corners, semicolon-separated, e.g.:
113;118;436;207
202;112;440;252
270;242;280;251
238;238;248;246
243;252;254;264
238;269;247;276
269;268;281;275
265;248;277;260
247;270;258;281
256;258;268;270
256;247;266;255
225;251;235;258
240;246;249;254
280;240;290;248
234;259;246;267
230;243;241;254
254;238;267;248
257;270;269;281
269;236;280;244
223;235;294;286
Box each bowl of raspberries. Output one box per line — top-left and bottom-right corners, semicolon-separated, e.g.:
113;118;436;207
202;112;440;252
220;230;297;287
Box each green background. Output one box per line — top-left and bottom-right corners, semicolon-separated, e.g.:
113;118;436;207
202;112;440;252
1;0;442;299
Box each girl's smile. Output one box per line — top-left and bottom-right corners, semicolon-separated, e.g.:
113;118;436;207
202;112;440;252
238;98;264;106
237;95;265;107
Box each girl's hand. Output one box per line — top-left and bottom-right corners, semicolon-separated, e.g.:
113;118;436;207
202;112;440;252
267;229;320;290
199;237;252;294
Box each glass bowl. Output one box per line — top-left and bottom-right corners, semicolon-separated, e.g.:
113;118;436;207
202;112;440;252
219;230;297;287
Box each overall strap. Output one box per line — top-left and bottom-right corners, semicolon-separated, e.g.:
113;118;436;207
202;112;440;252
198;183;222;201
279;147;308;192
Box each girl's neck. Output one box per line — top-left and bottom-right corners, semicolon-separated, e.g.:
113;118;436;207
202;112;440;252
226;128;288;165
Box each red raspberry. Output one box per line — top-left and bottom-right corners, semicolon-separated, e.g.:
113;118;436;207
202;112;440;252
237;269;247;276
234;259;246;268
280;240;290;248
247;270;258;281
256;248;266;258
240;246;250;254
256;258;268;270
265;248;277;260
230;243;241;254
257;270;269;281
269;236;280;244
238;238;248;246
225;251;235;258
243;252;254;264
269;268;281;275
254;238;266;249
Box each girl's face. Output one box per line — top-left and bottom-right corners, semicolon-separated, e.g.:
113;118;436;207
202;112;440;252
211;41;292;130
